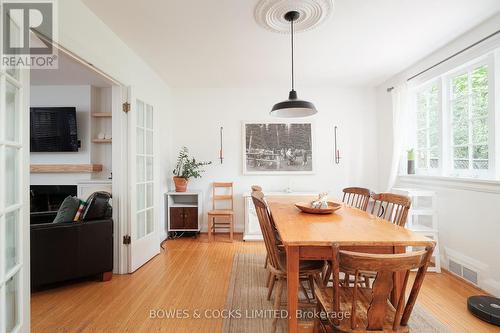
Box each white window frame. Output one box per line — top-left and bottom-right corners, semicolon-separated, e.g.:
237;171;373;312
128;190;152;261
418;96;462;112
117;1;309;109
408;52;498;181
412;79;442;176
443;55;495;179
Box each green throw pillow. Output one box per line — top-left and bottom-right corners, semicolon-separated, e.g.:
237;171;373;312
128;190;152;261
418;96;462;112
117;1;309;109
53;196;80;223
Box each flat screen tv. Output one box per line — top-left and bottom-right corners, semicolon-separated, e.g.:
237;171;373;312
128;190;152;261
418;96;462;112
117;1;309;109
30;107;79;152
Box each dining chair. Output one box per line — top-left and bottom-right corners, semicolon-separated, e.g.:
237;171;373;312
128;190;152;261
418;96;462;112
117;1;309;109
250;186;289;294
208;182;234;242
250;189;306;296
346;193;413;288
370;193;412;227
251;185;263;193
313;244;435;333
322;187;372;286
251;185;268;268
251;192;325;333
342;187;371;211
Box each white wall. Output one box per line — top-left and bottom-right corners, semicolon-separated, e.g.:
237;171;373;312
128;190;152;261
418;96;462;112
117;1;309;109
171;85;379;232
375;12;500;296
58;0;174;241
30;85;92;185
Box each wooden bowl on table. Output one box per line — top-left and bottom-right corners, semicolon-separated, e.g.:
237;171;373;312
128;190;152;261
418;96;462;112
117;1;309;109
295;201;342;214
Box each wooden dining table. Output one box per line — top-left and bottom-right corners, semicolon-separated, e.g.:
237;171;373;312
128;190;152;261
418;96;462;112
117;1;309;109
266;196;435;333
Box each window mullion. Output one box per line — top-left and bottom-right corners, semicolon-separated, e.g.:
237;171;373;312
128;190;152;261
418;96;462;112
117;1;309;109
426;94;431;168
468;70;473;171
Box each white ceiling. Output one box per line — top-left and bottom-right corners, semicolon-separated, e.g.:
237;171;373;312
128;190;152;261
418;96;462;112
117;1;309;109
82;0;500;88
31;50;114;87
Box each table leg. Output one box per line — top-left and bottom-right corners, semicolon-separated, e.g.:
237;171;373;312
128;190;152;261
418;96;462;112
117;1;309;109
286;245;299;333
391;246;406;306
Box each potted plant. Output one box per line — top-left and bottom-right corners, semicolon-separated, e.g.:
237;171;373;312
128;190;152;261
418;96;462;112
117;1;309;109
407;149;415;175
172;147;212;192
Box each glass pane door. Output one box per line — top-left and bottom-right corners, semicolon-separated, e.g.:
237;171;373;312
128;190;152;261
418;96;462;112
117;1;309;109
1;67;25;332
135;101;155;239
129;94;159;273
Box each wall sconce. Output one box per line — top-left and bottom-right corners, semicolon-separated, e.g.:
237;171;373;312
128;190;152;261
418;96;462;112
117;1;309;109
334;126;341;164
219;126;224;164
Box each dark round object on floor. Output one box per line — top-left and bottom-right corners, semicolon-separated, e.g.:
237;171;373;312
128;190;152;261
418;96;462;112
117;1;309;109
467;295;500;326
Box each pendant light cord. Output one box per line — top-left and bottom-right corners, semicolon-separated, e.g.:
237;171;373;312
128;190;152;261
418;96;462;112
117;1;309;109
291;18;295;91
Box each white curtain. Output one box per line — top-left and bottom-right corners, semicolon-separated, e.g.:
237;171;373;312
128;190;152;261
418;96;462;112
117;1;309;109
386;83;409;191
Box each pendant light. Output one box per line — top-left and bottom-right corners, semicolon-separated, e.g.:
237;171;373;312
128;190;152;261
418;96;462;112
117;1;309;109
270;11;317;117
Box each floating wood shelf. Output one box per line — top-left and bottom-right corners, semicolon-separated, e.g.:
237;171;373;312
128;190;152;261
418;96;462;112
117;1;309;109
30;164;103;173
92;139;112;144
92;112;112;118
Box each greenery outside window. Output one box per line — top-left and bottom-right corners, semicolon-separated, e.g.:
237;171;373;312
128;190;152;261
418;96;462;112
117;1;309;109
447;62;492;178
415;81;441;172
411;54;496;180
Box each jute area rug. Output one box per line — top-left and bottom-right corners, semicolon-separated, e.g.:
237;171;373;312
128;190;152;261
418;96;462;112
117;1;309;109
222;253;451;333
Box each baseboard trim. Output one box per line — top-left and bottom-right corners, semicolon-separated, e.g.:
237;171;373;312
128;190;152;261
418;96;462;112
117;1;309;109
440;268;488;293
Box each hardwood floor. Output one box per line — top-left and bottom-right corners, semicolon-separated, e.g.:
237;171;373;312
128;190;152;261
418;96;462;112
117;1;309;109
31;234;499;333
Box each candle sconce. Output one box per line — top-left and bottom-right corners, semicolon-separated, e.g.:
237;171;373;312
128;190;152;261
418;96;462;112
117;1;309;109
219;126;224;164
334;126;341;164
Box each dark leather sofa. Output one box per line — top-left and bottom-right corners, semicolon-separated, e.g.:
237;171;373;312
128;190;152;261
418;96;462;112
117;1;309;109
30;218;113;288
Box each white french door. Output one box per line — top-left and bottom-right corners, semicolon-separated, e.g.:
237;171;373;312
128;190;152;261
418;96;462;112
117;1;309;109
128;93;159;272
0;62;29;331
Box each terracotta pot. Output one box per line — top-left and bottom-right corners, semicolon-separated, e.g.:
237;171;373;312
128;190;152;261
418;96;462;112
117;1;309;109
173;176;188;192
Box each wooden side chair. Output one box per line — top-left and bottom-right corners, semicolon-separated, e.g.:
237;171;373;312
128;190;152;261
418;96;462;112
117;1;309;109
342;187;371;211
313;244;435;333
371;193;412;227
250;186;287;295
251;185;262;193
323;187;372;285
251;185;269;270
208;182;234;242
347;193;412;288
252;193;325;333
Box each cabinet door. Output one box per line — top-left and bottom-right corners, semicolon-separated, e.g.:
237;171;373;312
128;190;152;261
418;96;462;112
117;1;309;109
169;207;185;229
184;207;198;229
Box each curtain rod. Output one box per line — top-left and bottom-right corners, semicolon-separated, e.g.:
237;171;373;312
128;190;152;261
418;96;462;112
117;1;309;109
387;29;500;92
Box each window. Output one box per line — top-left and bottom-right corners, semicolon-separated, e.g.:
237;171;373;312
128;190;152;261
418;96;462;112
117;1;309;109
415;82;440;171
449;64;491;176
411;55;496;180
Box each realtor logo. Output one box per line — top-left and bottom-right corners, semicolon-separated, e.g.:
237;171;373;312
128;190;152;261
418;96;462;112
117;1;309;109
1;0;58;69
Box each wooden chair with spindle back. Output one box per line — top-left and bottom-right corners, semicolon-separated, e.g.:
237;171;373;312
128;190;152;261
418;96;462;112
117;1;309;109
251;185;262;193
348;193;412;288
323;187;372;285
342;187;371;211
251;186;269;269
250;186;288;296
370;193;412;227
208;182;234;242
313;244;435;333
252;193;325;333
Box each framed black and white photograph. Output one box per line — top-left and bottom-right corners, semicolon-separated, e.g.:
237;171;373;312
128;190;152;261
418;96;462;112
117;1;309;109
242;122;314;174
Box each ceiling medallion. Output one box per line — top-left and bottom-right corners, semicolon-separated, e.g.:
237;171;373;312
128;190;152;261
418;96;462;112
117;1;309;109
254;0;334;33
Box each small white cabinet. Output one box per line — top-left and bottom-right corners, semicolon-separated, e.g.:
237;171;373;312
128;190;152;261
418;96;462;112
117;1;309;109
165;191;202;232
243;192;317;241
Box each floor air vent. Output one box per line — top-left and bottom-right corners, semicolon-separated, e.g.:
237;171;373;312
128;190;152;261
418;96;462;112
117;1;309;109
448;258;479;285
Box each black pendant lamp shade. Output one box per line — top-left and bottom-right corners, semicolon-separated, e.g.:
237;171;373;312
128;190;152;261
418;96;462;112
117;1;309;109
271;89;317;117
270;11;317;117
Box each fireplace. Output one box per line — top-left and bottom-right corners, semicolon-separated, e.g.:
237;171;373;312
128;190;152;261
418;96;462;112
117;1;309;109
30;185;77;224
